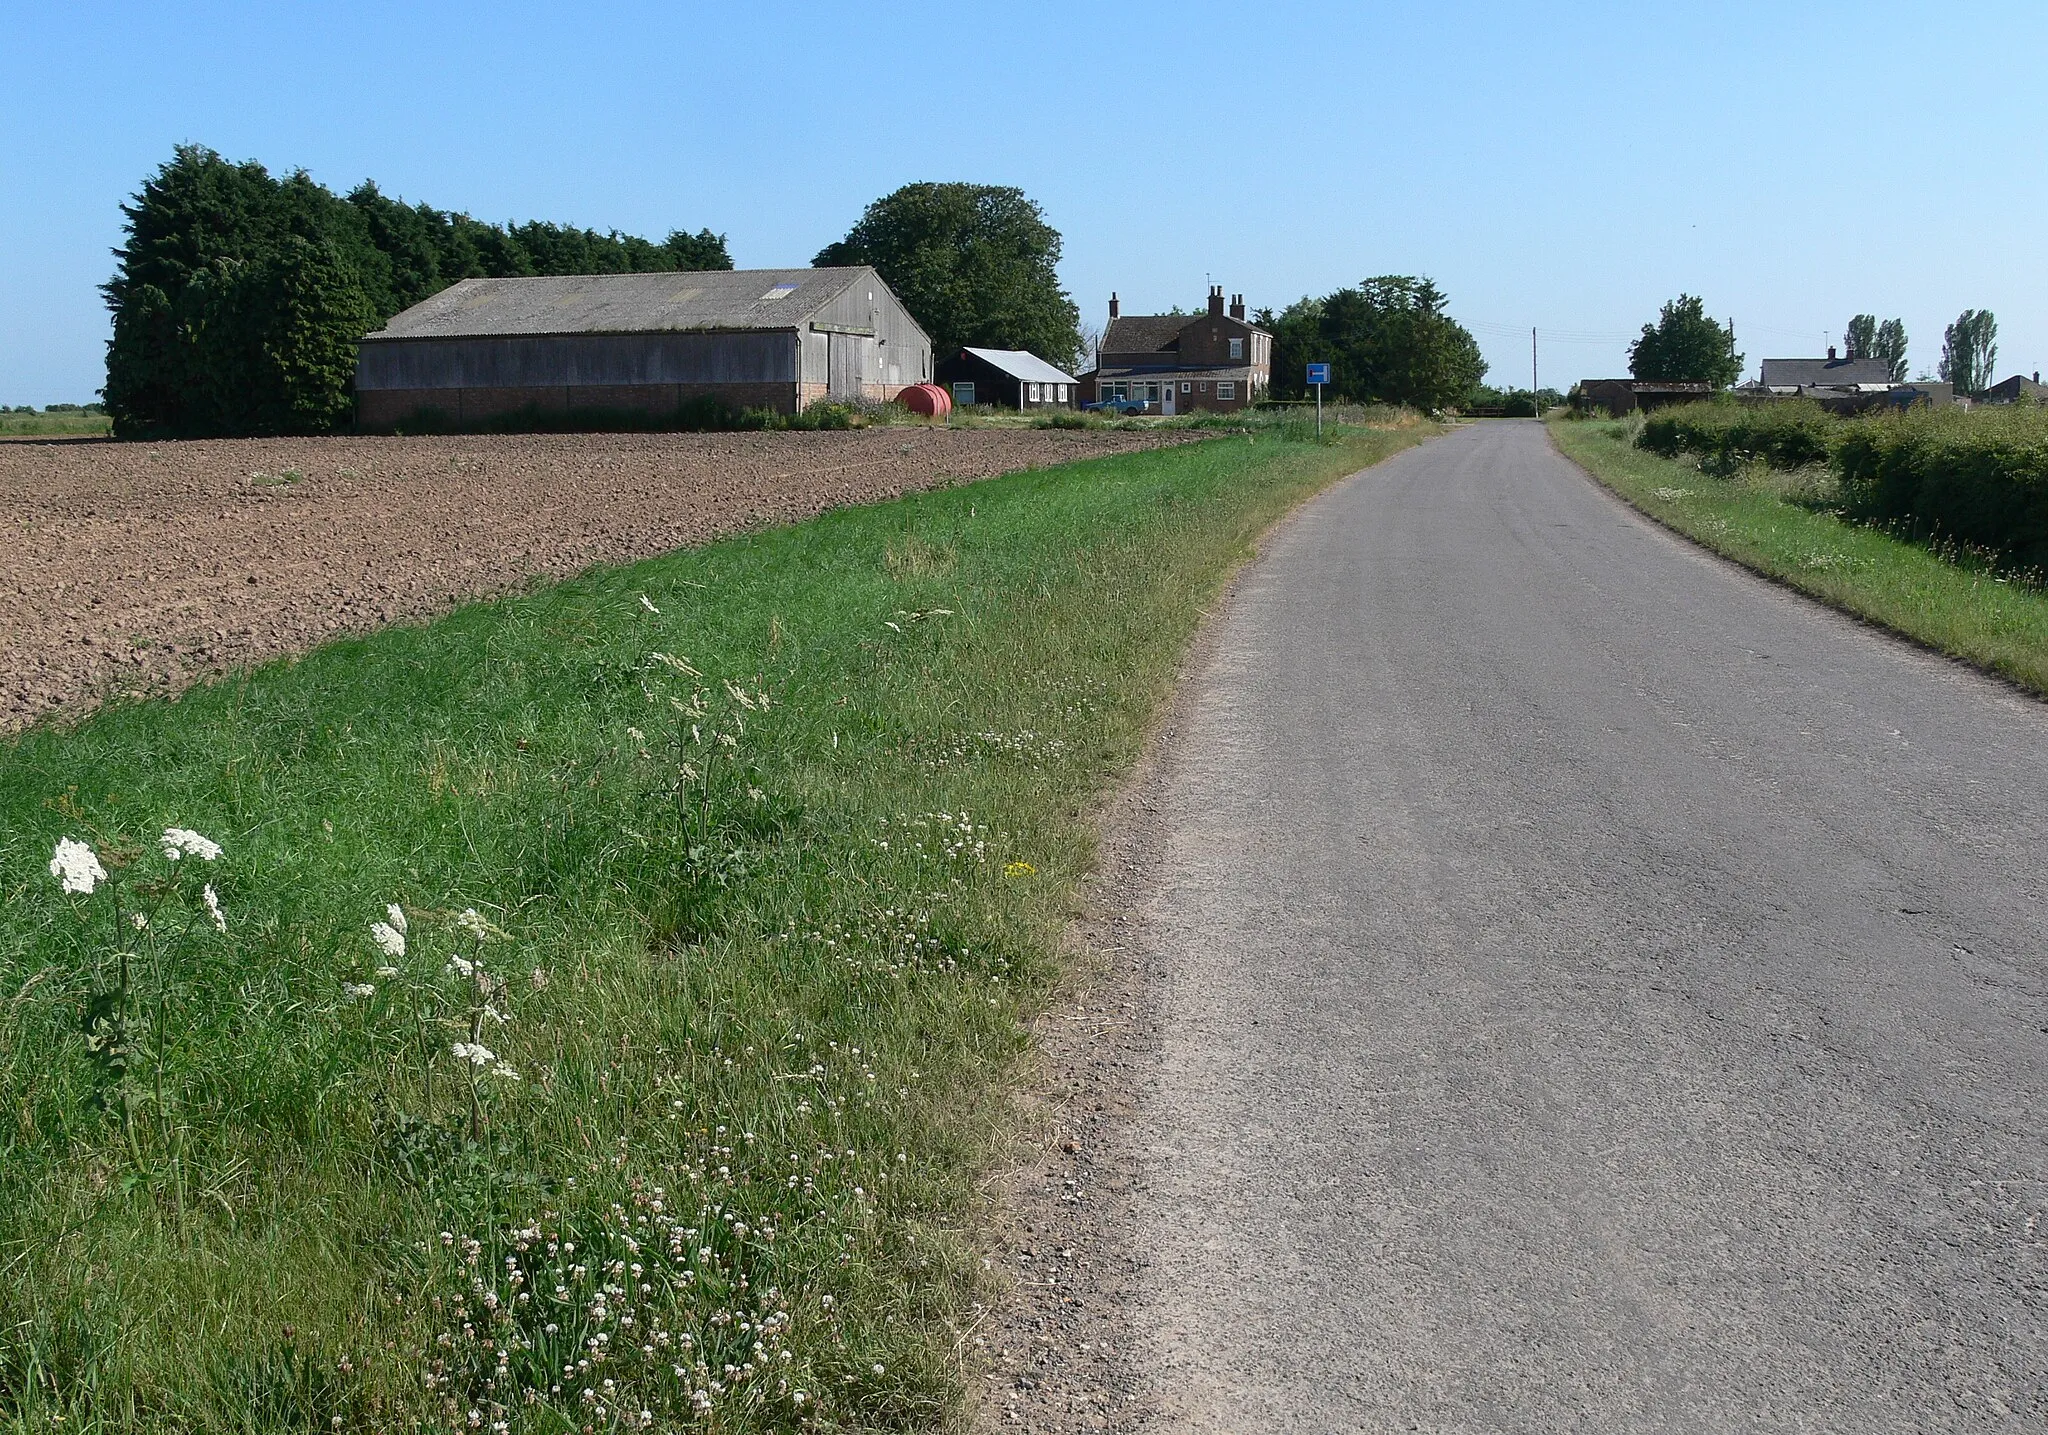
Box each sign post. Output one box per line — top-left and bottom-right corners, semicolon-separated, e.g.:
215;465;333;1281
1306;362;1331;437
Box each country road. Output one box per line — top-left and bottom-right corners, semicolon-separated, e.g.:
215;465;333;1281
1113;420;2048;1431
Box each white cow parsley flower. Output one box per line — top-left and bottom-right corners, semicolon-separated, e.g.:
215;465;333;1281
344;982;377;999
370;920;406;960
455;908;493;941
451;1041;496;1066
160;827;223;863
50;838;106;895
202;884;227;933
445;954;475;978
386;902;407;934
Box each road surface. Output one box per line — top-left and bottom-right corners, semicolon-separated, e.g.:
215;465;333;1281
1128;420;2047;1431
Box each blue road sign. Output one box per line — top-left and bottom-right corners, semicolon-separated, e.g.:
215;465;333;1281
1306;363;1331;386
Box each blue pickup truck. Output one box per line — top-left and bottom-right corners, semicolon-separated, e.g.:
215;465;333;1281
1081;395;1151;415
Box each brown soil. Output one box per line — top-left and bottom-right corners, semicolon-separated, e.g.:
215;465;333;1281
0;427;1176;737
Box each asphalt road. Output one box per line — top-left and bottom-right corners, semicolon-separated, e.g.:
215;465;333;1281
1128;420;2048;1432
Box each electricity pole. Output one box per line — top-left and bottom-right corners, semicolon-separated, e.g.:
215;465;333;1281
1531;327;1540;417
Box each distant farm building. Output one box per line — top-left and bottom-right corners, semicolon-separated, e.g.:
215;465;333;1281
1758;350;1895;394
935;348;1079;410
354;267;931;429
1575;379;1717;416
1077;286;1272;413
1983;373;2048;404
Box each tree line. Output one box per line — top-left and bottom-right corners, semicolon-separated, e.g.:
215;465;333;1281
103;146;730;438
1624;293;2006;398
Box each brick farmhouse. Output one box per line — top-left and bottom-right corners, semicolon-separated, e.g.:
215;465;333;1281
1078;286;1272;414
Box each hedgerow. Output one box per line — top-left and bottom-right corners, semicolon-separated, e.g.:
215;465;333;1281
1835;406;2048;569
1635;399;2048;572
1638;399;1837;470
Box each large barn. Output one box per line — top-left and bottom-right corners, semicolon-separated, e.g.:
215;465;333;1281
354;266;931;429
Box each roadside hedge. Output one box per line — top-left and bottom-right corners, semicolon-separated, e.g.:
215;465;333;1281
1638;399;1837;469
1835;407;2048;569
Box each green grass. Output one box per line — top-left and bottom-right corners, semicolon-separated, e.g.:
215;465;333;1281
0;409;111;437
0;421;1433;1433
1551;416;2048;696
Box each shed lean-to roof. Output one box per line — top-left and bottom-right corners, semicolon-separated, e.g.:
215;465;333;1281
1100;315;1189;355
959;348;1079;385
363;267;896;341
1758;356;1894;388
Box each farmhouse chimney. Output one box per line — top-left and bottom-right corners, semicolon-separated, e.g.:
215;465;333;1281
1828;345;1838;360
1208;285;1225;319
1109;293;1119;320
1229;293;1246;321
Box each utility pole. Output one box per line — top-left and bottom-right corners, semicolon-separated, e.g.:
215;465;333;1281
1531;327;1540;417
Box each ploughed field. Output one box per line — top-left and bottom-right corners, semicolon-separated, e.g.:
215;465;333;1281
0;427;1176;734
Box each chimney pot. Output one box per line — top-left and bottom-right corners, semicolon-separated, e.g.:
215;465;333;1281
1228;293;1246;321
1109;292;1119;320
1208;285;1225;319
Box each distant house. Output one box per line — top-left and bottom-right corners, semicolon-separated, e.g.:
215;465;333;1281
1757;349;1895;394
354;266;931;429
935;348;1079;410
1982;373;2048;404
1575;379;1717;417
1077;286;1272;413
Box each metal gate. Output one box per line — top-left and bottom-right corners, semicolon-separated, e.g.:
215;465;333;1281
827;332;864;400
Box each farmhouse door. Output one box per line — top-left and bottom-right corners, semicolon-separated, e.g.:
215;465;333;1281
828;333;863;400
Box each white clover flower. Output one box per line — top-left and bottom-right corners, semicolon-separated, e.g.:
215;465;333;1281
370;920;406;960
344;982;377;999
203;884;228;934
49;837;106;895
160;827;223;863
451;1041;496;1066
386;902;407;934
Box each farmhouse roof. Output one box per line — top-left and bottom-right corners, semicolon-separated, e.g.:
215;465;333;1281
960;348;1078;385
363;267;894;341
1758;356;1895;388
1101;315;1188;355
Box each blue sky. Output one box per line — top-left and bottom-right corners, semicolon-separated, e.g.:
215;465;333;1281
6;1;2046;404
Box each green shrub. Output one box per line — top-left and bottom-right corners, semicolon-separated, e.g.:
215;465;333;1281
1835;406;2048;568
1639;399;1836;470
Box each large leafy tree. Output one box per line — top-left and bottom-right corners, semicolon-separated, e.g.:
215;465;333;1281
1939;309;1998;396
104;146;733;437
814;183;1081;367
1628;295;1742;386
1259;276;1485;410
1844;314;1909;382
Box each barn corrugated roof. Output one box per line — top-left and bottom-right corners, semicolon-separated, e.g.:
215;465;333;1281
363;267;879;340
1101;315;1187;356
960;348;1079;385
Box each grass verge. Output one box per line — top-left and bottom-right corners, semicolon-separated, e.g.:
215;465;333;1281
0;420;1432;1433
1551;416;2048;697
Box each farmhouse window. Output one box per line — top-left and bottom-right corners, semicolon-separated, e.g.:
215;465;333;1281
1028;382;1042;402
1181;382;1191;393
1228;337;1243;359
1217;382;1236;400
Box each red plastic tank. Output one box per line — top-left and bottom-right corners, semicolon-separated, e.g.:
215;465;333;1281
897;383;952;419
